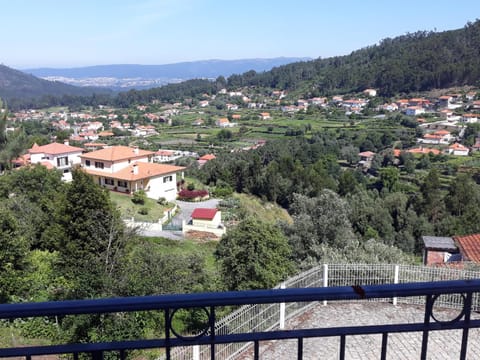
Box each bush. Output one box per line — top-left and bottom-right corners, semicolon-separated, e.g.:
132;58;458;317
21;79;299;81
131;190;147;205
212;185;233;197
187;183;196;191
177;189;209;201
138;207;149;215
157;197;168;205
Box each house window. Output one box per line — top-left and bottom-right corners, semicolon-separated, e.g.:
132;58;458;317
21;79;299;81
95;161;104;169
63;169;70;173
57;156;68;167
163;175;173;183
85;160;91;166
105;178;115;186
117;180;128;188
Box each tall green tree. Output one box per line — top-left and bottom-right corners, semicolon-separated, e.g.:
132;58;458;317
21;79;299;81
285;190;358;268
215;217;294;290
57;168;130;299
0;100;27;171
0;206;29;302
418;168;445;223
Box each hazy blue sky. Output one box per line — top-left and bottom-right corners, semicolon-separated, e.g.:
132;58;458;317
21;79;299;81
2;0;479;69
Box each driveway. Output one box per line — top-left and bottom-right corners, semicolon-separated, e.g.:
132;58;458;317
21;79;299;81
136;198;221;238
174;199;221;223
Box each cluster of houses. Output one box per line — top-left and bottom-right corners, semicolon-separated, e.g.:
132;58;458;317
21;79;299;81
14;142;185;201
11;141;226;238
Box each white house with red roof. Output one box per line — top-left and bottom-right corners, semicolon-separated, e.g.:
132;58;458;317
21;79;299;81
154;150;183;163
461;114;479;123
28;141;84;181
80;146;185;201
418;129;453;145
182;208;226;237
446;143;470;156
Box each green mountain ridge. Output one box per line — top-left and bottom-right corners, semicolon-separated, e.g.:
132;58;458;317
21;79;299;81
227;20;480;96
0;65;111;102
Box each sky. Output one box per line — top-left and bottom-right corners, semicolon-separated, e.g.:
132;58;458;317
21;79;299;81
2;0;479;69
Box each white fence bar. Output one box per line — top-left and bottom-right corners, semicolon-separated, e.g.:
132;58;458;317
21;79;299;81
323;264;328;306
192;345;199;360
393;265;399;306
279;282;286;329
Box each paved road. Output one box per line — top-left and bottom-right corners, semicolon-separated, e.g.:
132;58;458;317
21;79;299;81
240;302;480;359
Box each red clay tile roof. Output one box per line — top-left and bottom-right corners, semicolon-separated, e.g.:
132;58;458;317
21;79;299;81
454;234;480;263
449;143;468;151
80;146;155;162
199;154;216;161
84;162;185;181
29;142;83;155
191;208;217;220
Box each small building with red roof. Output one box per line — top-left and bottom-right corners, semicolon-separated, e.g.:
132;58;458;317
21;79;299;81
183;207;225;238
423;233;480;266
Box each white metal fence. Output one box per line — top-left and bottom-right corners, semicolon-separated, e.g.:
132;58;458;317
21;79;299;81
168;264;480;360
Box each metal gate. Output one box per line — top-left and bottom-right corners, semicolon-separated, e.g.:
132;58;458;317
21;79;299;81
162;219;183;231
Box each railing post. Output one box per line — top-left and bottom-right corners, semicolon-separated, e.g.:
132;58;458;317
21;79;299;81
393;265;399;306
323;264;328;306
192;345;200;360
279;282;286;329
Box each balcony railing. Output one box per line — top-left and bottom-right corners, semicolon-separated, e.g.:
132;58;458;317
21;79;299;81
1;277;480;360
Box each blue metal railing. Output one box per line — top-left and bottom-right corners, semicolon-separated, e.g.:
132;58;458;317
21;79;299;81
1;279;480;360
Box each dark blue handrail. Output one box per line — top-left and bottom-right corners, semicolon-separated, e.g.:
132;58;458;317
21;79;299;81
0;279;479;360
1;279;479;319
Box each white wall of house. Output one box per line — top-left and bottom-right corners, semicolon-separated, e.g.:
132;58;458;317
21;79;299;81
31;151;82;182
82;156;151;173
145;173;178;201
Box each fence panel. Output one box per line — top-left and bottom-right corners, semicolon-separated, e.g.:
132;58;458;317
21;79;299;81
168;264;480;360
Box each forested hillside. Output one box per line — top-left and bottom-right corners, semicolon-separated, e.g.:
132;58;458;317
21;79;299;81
0;65;110;102
227;20;480;96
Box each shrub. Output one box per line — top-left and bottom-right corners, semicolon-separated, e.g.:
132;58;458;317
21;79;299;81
157;197;168;205
177;189;209;201
187;183;196;191
212;185;233;197
138;207;149;215
131;190;147;205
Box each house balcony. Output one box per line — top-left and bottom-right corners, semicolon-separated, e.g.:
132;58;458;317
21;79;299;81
1;264;480;359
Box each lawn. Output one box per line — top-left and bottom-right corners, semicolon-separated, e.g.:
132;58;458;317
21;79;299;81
109;191;174;221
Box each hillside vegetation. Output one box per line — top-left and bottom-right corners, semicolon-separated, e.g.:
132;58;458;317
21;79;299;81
227;20;480;96
0;65;110;104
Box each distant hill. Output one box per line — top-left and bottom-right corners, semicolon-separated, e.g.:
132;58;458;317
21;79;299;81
23;58;310;90
226;21;480;96
0;64;110;101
